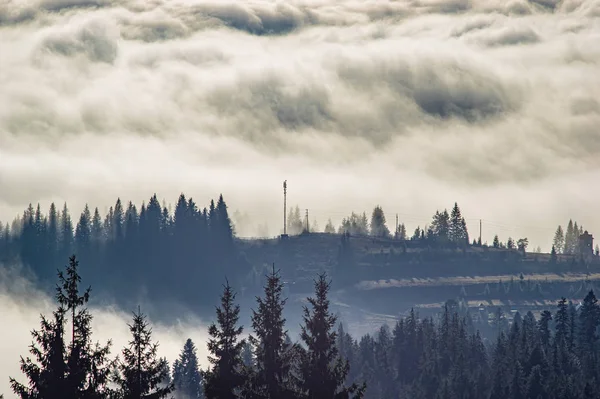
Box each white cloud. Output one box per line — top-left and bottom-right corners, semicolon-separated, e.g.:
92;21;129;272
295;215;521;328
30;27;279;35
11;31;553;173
1;0;599;250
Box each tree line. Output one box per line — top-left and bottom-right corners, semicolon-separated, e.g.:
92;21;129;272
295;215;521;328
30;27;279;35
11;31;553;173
0;194;241;309
6;255;364;399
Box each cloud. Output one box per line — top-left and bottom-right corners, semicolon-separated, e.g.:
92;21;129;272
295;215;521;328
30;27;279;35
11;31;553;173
0;0;600;250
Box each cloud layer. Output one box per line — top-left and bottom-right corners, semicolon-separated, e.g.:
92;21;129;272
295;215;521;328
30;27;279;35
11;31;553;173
1;0;600;249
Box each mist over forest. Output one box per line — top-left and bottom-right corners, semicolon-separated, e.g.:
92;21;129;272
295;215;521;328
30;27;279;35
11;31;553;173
2;0;600;398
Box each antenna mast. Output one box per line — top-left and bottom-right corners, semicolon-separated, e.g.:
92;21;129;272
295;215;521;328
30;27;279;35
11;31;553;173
283;180;287;236
305;209;309;233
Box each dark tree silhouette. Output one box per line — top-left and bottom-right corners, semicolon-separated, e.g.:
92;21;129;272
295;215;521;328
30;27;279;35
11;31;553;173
10;255;112;399
247;265;296;399
369;206;389;238
298;273;365;399
204;281;247;399
173;339;204;399
112;307;173;399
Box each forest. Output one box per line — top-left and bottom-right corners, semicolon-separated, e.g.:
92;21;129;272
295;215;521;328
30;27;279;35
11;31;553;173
0;193;597;316
5;254;600;399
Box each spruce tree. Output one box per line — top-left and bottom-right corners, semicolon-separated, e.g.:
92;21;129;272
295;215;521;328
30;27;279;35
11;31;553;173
10;255;112;399
59;255;112;397
10;300;68;398
449;203;463;245
493;235;500;248
173;339;204;399
248;265;296;399
298;273;365;399
565;220;575;254
113;307;173;399
369;206;389;238
204;281;246;399
553;226;564;254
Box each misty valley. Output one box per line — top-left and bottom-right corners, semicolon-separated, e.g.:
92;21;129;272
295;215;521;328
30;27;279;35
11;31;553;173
2;0;600;397
1;194;600;398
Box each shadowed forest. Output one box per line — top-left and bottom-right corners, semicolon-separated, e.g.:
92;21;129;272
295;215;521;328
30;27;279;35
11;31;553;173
4;254;600;399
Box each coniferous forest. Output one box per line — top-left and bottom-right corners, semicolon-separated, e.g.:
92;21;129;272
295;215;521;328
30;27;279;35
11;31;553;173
5;254;600;399
2;192;597;317
0;194;244;312
3;193;600;398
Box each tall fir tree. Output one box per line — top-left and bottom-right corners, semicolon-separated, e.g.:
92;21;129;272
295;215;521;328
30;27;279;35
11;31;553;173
11;255;112;399
298;273;365;399
449;203;465;245
58;255;112;398
173;339;204;399
10;295;68;398
369;206;389;238
113;307;173;399
553;226;564;254
248;266;296;399
204;281;246;399
59;203;74;262
565;220;575;254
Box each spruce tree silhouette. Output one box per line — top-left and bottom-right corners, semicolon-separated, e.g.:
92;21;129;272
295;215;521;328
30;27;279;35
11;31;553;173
10;255;112;399
204;280;247;399
172;339;203;399
247;264;297;399
298;273;365;399
112;307;174;399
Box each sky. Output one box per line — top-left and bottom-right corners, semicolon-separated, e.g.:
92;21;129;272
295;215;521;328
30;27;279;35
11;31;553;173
1;0;600;250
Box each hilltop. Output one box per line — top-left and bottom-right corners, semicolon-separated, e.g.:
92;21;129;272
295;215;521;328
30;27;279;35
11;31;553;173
238;232;598;287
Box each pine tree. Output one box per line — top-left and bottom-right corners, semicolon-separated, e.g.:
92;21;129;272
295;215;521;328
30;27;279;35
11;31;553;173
248;265;296;399
565;220;575;254
573;222;581;254
47;202;59;268
553;226;564;254
58;255;112;397
59;203;74;262
431;210;450;245
158;358;172;387
113;307;173;399
369;206;389;238
538;311;552;350
298;274;365;399
91;208;103;243
10;255;112;399
324;219;336;234
10;298;68;398
578;290;600;377
517;238;529;253
173;339;203;399
493;235;500;248
507;237;515;250
204;281;246;399
555;298;569;347
525;365;544;399
449;203;467;245
75;205;92;264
